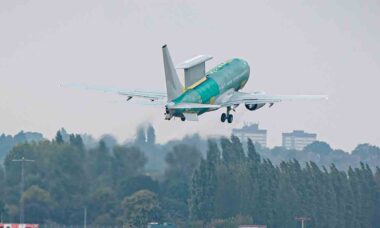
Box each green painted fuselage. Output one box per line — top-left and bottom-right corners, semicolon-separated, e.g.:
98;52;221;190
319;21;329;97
171;58;250;116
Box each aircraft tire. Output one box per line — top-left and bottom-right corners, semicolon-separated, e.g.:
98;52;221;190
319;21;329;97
227;114;233;123
221;113;227;122
181;116;186;121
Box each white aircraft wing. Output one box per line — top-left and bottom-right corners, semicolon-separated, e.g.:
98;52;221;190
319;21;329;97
118;90;167;101
64;83;167;101
220;91;328;107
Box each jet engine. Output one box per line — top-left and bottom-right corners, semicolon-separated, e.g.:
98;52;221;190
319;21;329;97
245;103;265;111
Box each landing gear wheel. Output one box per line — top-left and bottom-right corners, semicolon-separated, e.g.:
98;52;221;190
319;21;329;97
221;113;227;122
181;116;186;121
227;114;233;123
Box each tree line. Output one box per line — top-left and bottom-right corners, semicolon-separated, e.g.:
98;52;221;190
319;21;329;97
0;129;379;227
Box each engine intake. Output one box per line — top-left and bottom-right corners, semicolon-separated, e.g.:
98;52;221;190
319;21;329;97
245;103;265;111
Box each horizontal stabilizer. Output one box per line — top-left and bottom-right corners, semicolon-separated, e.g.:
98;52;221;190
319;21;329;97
183;113;199;121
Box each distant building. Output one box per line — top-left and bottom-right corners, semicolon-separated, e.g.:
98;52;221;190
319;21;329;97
282;130;317;150
232;123;267;147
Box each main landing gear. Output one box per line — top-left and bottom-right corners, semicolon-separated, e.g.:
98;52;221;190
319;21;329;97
221;107;233;123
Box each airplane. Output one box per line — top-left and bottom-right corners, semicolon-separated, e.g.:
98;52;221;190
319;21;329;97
79;45;327;123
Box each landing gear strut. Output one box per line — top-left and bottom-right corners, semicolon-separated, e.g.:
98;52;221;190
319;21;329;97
221;107;233;123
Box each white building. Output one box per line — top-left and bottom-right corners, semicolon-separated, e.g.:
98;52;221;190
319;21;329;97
282;130;317;150
232;123;267;147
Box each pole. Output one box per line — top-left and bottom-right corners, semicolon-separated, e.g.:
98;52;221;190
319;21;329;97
84;207;87;228
12;157;34;224
295;216;310;228
20;159;24;224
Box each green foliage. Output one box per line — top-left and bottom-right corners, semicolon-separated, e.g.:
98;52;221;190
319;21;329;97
0;135;150;225
112;146;147;183
22;185;54;224
190;137;380;228
0;164;5;216
146;125;156;145
1;128;380;227
162;144;202;222
304;141;333;155
121;190;162;227
54;131;64;144
87;187;118;226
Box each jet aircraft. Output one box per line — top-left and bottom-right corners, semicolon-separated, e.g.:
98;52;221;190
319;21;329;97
91;45;327;123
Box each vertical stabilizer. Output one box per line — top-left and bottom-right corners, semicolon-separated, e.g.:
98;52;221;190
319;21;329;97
162;45;183;101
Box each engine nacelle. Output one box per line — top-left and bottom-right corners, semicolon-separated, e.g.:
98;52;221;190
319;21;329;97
245;103;265;111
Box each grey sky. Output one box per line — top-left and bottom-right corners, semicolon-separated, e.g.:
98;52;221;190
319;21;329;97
0;0;379;151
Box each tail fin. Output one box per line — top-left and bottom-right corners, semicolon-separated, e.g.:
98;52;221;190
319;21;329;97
162;44;183;101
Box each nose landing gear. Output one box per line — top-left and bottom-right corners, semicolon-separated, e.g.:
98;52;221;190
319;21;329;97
221;107;234;123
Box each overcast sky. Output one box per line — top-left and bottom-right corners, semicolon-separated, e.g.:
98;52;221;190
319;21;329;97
0;0;379;151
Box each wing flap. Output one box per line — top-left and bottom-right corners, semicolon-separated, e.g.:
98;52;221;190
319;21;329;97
183;113;199;121
220;91;327;106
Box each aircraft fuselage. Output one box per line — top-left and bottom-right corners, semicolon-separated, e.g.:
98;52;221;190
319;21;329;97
170;58;250;116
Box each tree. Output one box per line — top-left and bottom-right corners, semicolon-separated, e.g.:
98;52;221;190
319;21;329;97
373;167;380;226
163;144;202;219
352;144;380;159
87;187;117;225
190;159;213;222
1;129;380;227
22;185;54;224
87;140;113;188
303;141;333;156
112;146;147;181
135;126;147;145
54;131;64;144
0;165;5;218
146;125;156;145
119;175;159;197
121;190;162;227
69;134;84;150
165;144;202;182
99;134;118;149
220;136;245;164
247;139;260;164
